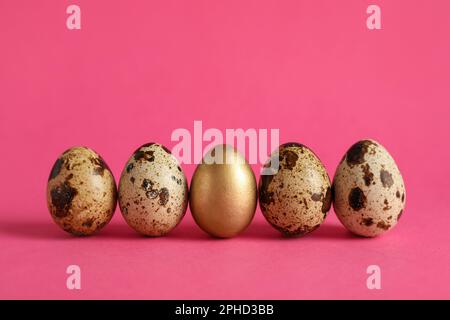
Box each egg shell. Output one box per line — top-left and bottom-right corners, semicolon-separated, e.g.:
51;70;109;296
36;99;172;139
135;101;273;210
332;139;406;237
46;146;117;236
190;144;257;238
259;143;332;237
118;143;188;236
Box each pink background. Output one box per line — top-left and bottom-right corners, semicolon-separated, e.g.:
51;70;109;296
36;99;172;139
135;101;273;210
1;0;450;299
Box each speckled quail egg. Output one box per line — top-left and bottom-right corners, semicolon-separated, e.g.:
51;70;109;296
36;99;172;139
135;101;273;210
332;139;406;237
259;143;332;237
190;144;257;238
118;143;188;236
46;146;117;236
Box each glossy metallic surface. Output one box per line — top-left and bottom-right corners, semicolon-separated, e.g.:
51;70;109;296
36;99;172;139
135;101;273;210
190;145;257;238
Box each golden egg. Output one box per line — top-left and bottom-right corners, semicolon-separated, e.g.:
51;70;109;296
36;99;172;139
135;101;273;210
189;144;257;238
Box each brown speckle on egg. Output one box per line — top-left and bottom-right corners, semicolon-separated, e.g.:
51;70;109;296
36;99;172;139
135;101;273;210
280;149;299;170
362;217;374;226
50;181;78;218
321;187;332;214
126;163;134;173
380;169;394;188
274;223;321;237
383;199;392;211
158;188;169;206
134;148;155;162
348;187;366;211
361;163;374;186
377;221;391;230
82;218;94;228
346;140;377;167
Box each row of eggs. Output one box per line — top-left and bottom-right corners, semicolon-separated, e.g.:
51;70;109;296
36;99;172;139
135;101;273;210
46;140;406;238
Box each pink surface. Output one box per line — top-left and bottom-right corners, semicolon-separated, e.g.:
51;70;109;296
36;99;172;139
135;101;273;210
1;0;450;299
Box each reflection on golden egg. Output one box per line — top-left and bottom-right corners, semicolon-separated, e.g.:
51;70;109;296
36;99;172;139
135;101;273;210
189;145;257;238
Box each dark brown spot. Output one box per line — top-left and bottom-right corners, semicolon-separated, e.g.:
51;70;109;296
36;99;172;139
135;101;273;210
142;178;154;190
82;218;95;228
48;158;64;181
142;179;158;199
158;188;169;206
302;198;309;210
130;177;135;184
377;221;390;230
280;150;299;170
275;223;320;237
310;190;330;215
167;208;172;213
362;217;374;226
348;187;366;211
90;157;108;176
346;140;376;167
171;175;183;185
142;179;170;205
147;190;159;199
177;166;182;172
383;199;391;211
380;170;394;188
361;163;374;186
134;149;155;162
401;193;405;202
311;193;322;202
396;190;400;198
66;173;73;181
93;167;103;176
321;187;332;214
126;163;134;173
259;174;275;206
50;182;78;218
